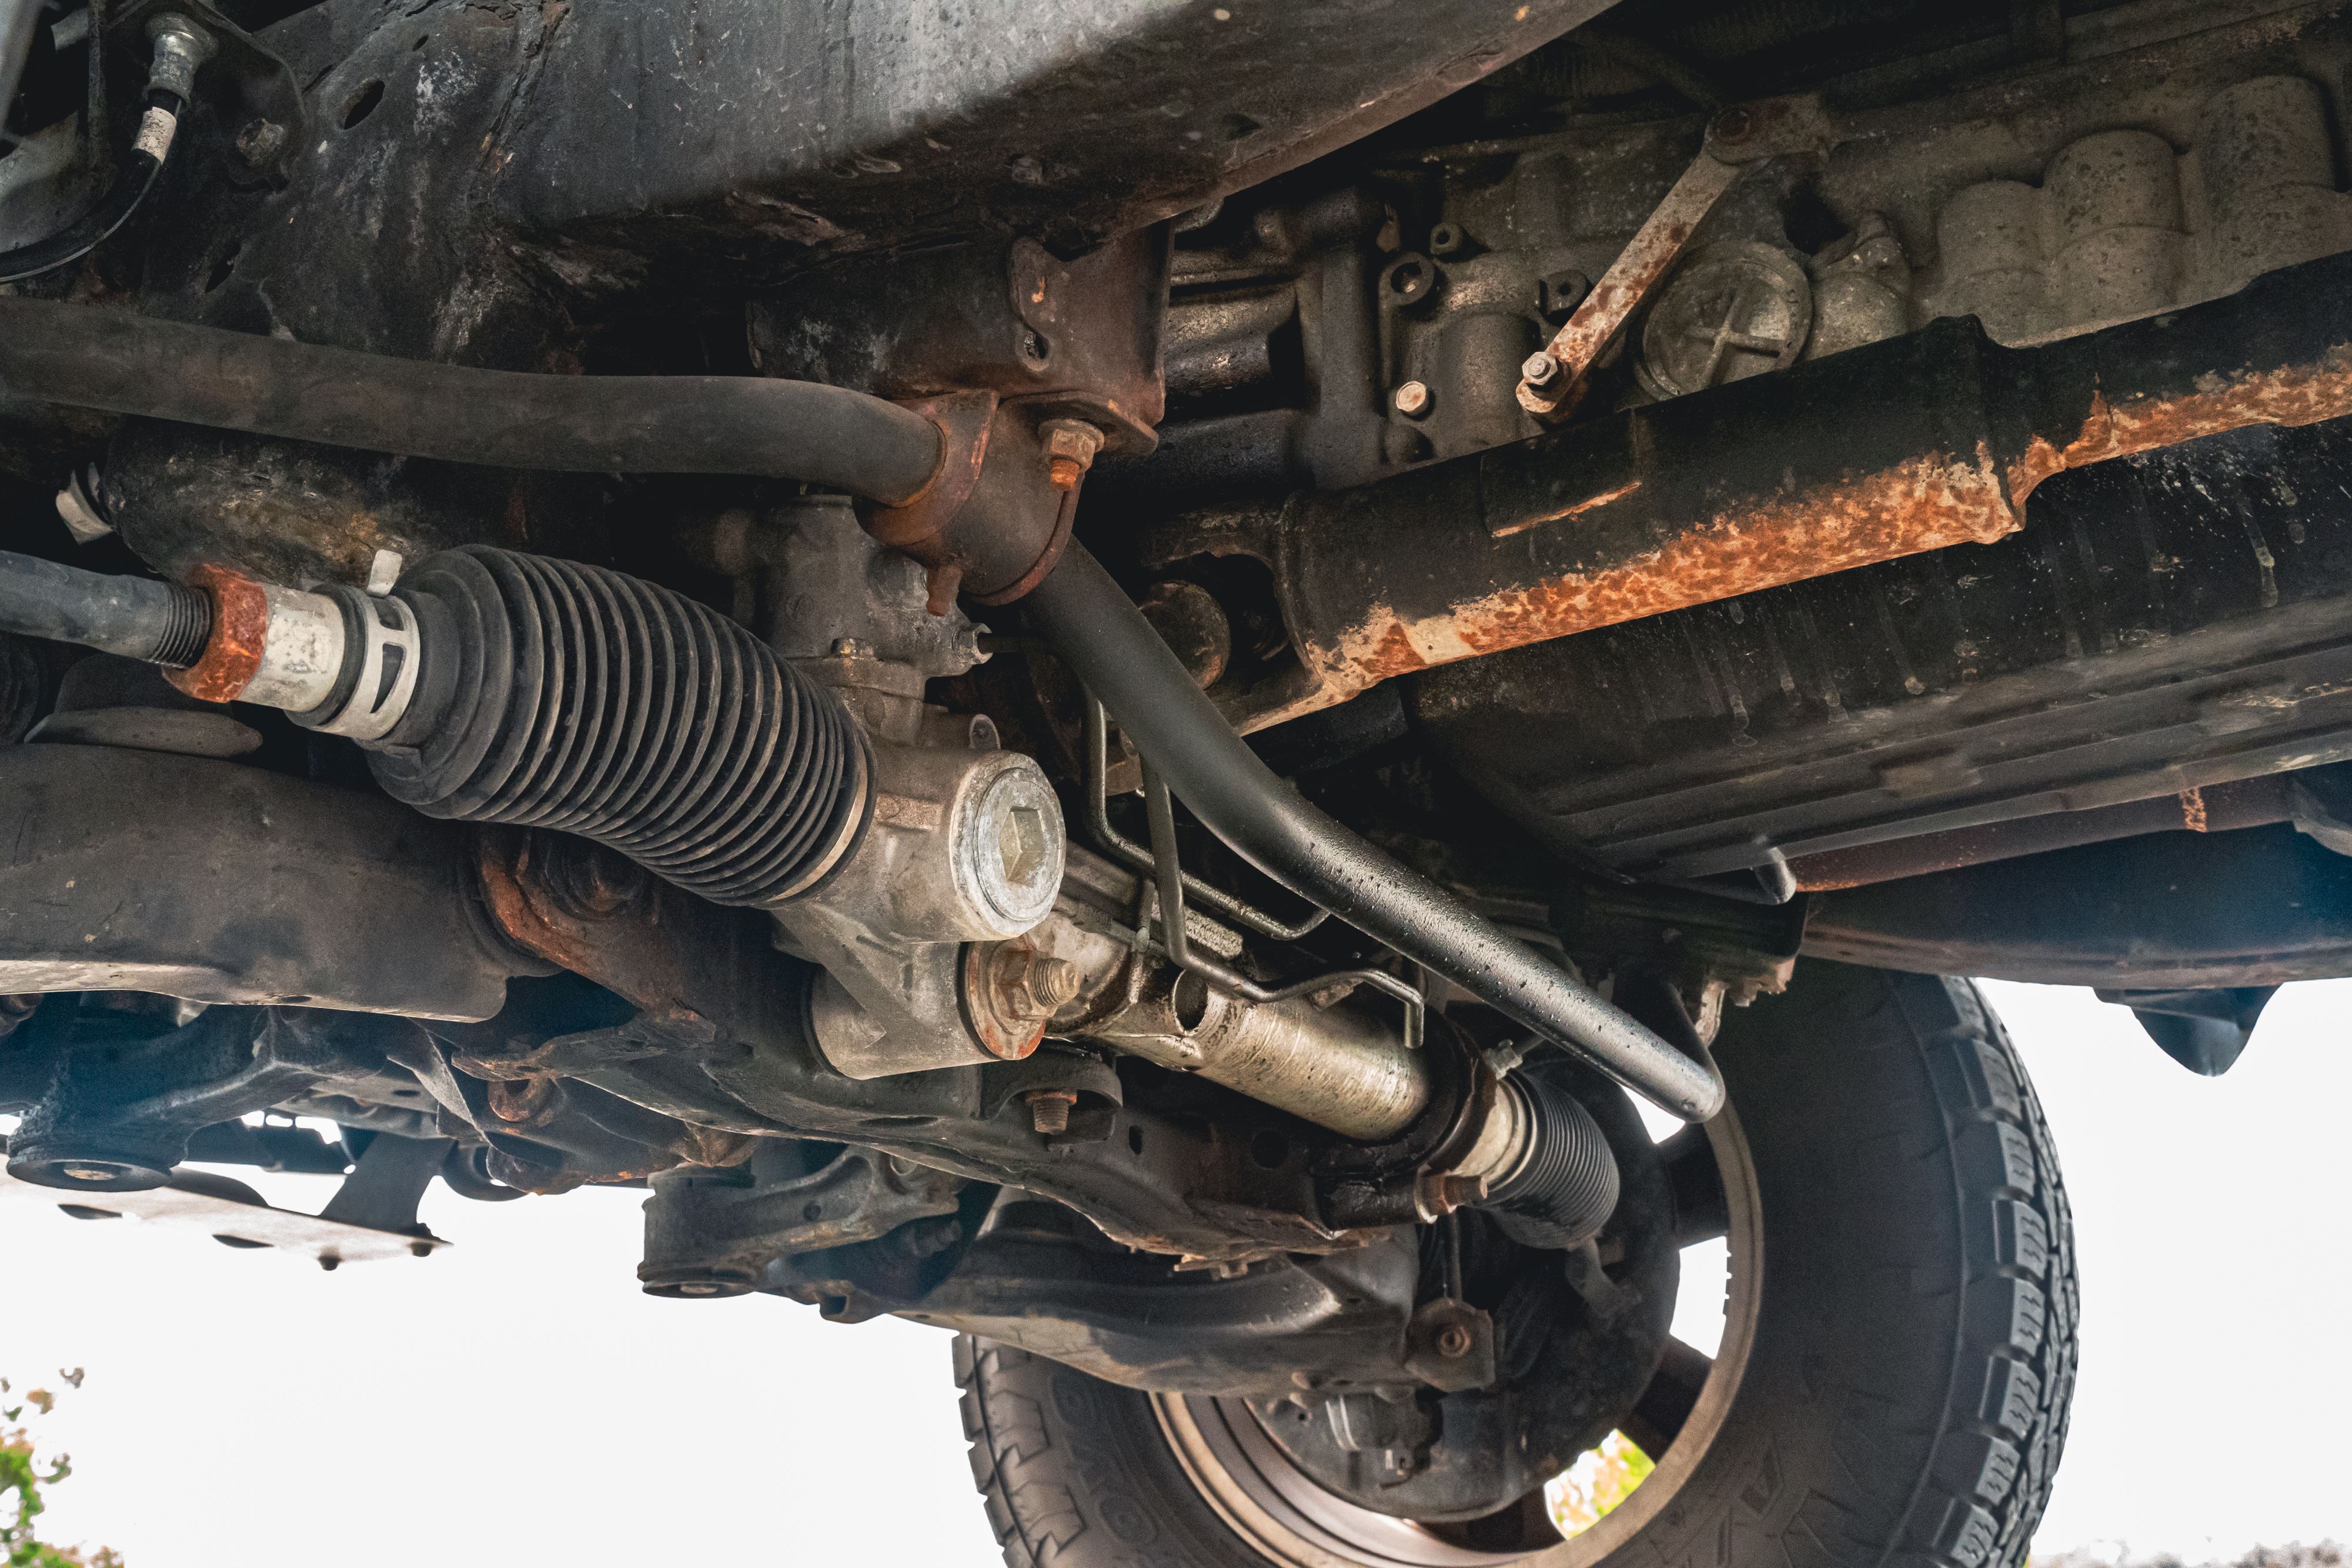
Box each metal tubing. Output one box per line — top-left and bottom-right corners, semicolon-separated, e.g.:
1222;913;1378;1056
0;298;946;503
1024;541;1722;1121
0;549;209;664
1083;697;1328;942
1081;972;1432;1142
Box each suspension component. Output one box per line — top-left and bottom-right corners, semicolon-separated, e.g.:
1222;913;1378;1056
0;545;874;908
1022;541;1723;1122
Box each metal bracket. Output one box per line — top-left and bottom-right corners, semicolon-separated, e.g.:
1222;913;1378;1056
0;1137;450;1266
1402;1297;1496;1392
1516;94;1844;421
104;0;307;177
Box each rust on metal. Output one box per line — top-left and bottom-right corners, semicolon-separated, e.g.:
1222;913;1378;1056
1311;444;2022;691
1245;258;2352;733
858;390;996;554
1518;150;1743;419
2072;351;2352;466
960;938;1048;1062
475;833;621;996
161;563;267;704
1489;479;1643;539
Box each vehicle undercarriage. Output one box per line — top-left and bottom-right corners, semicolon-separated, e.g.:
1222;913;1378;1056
0;0;2336;1560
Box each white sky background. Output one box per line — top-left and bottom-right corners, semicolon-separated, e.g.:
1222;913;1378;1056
2;977;2347;1566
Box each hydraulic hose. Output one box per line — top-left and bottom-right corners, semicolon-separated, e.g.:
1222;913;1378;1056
2;13;215;286
0;300;947;503
1023;542;1724;1121
0;548;209;664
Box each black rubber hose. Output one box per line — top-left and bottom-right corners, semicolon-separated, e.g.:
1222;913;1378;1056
368;547;871;908
0;548;210;665
1023;541;1724;1121
0;92;183;286
0;300;946;503
1481;1062;1621;1251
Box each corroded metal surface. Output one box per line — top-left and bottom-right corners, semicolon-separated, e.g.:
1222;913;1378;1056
1211;250;2352;731
1518;150;1745;419
161;563;266;705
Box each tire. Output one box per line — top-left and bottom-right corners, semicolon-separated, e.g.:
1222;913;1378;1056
954;962;2077;1568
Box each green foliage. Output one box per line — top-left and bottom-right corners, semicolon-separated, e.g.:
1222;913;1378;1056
1550;1429;1658;1537
1;1373;121;1568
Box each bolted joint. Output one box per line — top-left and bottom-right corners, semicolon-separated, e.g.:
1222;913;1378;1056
1392;380;1432;419
1521;351;1562;390
236;118;289;168
143;13;217;102
1040;419;1106;492
990;944;1081;1022
536;834;652;920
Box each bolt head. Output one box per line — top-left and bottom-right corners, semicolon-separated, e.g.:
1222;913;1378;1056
1041;420;1106;465
1434;1322;1474;1359
1521;351;1562;388
236;118;289;167
1392;380;1432;419
1041;420;1105;491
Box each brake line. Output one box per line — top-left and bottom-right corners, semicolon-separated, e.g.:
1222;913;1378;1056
0;12;211;285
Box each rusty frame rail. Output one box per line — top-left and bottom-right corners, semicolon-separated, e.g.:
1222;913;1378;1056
1168;249;2352;733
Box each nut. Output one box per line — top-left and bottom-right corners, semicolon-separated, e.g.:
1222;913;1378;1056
236;117;289;167
1433;1322;1474;1359
539;835;649;918
1521;351;1562;389
1392;380;1432;419
991;945;1081;1021
1041;419;1105;492
487;1076;556;1124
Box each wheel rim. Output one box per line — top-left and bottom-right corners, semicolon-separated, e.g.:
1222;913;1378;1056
1152;1096;1766;1568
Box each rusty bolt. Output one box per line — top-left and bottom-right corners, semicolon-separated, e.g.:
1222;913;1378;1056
990;943;1080;1022
540;835;649;919
236;118;289;166
1711;104;1755;145
1434;1321;1474;1359
488;1076;556;1124
1027;1088;1078;1136
1521;351;1562;389
1392;380;1432;419
1041;419;1105;492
